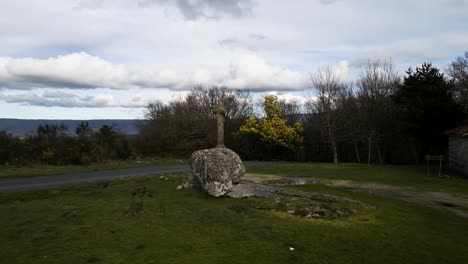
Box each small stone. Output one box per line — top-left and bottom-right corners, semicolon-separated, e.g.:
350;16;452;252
176;185;183;190
289;247;295;251
182;179;192;189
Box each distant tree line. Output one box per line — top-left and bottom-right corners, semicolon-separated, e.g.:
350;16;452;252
139;53;468;164
136;86;256;158
136;86;306;160
0;122;132;165
305;59;467;165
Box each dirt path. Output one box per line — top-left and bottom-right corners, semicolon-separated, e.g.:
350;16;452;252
327;180;468;219
244;173;468;219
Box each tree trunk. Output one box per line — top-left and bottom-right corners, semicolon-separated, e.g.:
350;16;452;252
331;139;338;164
354;142;361;163
410;141;419;165
327;114;338;164
367;136;372;166
377;145;383;164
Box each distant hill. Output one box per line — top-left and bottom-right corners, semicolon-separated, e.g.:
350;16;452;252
0;119;142;137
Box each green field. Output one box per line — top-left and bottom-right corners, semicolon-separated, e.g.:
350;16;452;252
1;164;467;264
0;158;185;179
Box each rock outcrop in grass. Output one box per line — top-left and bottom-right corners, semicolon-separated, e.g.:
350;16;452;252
187;147;245;197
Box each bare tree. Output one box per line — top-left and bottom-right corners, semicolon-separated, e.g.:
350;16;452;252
139;86;253;156
447;52;468;113
144;100;171;121
337;88;362;163
308;67;348;164
278;99;303;125
189;86;253;120
356;59;400;165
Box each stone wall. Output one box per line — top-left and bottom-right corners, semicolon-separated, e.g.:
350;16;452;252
448;136;468;177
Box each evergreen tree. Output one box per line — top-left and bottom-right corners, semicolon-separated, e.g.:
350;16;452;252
393;63;465;159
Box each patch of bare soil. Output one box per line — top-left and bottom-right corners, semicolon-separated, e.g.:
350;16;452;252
326;180;468;219
244;173;468;219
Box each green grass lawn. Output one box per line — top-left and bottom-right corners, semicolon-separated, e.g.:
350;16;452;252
0;158;186;179
1;164;467;264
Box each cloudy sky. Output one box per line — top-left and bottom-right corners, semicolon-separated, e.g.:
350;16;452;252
0;0;467;119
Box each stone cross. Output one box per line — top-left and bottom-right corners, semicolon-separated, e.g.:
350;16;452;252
212;102;225;148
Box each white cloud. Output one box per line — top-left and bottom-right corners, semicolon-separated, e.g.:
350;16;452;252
0;53;131;89
73;0;105;11
0;52;308;91
331;60;349;81
318;0;343;5
360;33;468;62
223;53;308;90
0;91;150;108
267;91;307;105
138;0;254;20
42;90;78;99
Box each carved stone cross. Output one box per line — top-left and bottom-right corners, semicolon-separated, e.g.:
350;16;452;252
212;102;225;148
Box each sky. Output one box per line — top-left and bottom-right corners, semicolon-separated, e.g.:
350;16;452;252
0;0;467;120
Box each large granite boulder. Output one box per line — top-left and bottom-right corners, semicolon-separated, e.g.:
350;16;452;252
188;147;245;197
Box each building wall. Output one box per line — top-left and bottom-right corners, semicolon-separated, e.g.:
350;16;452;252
448;136;468;176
